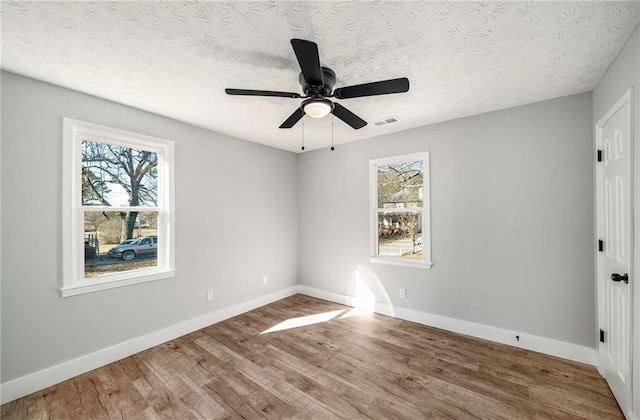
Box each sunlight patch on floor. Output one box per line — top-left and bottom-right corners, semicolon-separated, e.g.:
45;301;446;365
340;306;375;319
261;268;393;333
260;309;345;334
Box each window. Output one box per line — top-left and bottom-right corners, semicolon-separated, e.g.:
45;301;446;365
369;152;432;268
62;118;175;296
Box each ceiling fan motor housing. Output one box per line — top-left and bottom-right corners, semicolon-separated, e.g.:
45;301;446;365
225;38;409;130
299;67;336;97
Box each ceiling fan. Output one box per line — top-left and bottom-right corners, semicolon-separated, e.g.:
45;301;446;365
225;39;410;130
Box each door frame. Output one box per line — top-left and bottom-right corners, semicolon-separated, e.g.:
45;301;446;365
595;88;634;413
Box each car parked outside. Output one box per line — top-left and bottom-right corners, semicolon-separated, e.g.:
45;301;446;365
107;236;157;261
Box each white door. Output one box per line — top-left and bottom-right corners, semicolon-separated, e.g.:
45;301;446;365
596;90;633;415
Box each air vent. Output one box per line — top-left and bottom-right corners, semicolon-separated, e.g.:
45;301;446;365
373;116;399;127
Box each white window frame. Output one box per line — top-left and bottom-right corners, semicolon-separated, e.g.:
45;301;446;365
62;118;175;297
369;151;432;269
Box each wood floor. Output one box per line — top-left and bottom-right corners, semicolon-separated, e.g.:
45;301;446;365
2;294;622;419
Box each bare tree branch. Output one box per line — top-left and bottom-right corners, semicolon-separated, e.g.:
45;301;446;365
82;141;158;240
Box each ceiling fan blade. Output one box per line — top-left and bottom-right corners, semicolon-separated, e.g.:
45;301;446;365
333;77;409;99
279;108;304;129
225;88;301;98
332;103;367;129
291;39;323;86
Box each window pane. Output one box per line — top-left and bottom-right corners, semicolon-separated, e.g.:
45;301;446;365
84;211;158;278
377;212;422;258
377;160;423;208
81;140;158;207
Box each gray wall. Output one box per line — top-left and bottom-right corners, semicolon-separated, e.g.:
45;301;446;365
298;92;595;347
593;24;640;417
0;72;299;382
0;67;610;385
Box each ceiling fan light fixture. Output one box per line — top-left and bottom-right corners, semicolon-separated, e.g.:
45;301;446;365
225;39;408;129
302;98;333;118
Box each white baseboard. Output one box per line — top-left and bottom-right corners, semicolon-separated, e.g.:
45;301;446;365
0;284;598;405
296;285;596;366
0;286;298;404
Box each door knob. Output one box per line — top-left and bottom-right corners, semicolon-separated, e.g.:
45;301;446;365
610;273;629;284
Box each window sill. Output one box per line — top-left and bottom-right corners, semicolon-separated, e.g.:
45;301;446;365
61;269;176;297
369;256;433;269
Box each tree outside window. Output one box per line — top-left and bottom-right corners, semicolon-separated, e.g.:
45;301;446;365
62;118;175;297
370;153;431;268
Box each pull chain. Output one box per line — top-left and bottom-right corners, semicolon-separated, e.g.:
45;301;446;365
301;116;305;151
330;114;335;151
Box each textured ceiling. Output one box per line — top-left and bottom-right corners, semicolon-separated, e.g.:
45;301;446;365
2;2;639;152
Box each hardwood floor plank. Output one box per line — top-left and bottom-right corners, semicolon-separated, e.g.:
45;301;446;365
1;294;623;419
200;351;299;418
529;384;624;419
194;334;302;418
269;355;370;419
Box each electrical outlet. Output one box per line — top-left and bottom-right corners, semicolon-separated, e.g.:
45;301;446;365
262;276;268;285
400;288;406;299
207;290;214;301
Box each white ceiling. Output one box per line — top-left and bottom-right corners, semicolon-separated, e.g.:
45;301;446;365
2;2;639;153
